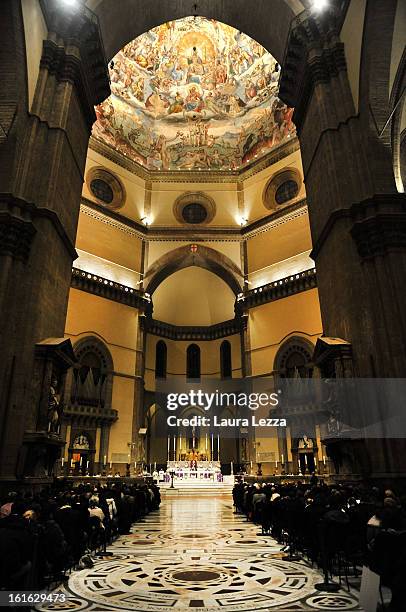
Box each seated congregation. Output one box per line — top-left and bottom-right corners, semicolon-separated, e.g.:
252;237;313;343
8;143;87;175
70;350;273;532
233;479;406;612
0;481;161;592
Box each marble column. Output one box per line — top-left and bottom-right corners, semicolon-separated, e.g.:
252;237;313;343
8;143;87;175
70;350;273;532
0;0;110;482
280;4;406;476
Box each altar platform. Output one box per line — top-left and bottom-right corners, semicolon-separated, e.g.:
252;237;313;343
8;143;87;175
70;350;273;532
160;477;234;496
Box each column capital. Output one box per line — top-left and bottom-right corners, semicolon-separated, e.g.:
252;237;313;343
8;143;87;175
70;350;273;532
351;194;406;260
279;5;348;131
39;0;110;125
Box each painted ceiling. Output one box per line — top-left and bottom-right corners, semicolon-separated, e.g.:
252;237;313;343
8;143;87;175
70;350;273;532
93;17;295;172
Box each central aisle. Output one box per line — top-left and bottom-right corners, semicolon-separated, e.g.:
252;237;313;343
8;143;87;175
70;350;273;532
39;494;361;611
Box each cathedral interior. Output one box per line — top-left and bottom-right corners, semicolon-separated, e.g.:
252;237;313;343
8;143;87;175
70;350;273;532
0;0;405;610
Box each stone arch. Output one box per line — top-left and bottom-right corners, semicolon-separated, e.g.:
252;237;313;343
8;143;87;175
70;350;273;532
390;48;406;192
144;244;242;295
92;0;303;64
273;335;314;377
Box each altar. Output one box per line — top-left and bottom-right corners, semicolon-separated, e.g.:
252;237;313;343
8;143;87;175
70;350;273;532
163;460;223;483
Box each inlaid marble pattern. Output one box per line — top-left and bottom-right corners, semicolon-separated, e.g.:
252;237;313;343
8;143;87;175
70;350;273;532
36;495;361;611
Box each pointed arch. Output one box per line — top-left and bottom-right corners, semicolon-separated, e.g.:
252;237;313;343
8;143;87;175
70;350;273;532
144;244;242;295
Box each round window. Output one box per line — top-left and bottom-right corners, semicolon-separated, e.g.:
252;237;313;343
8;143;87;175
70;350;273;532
275;180;299;205
90;178;114;204
182;203;208;224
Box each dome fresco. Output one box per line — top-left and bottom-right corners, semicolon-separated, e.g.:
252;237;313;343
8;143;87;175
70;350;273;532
93;17;295;172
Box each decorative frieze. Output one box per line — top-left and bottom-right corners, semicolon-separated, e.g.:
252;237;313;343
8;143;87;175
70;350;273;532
144;317;242;341
71;267;318;314
71;267;149;310
242;268;317;309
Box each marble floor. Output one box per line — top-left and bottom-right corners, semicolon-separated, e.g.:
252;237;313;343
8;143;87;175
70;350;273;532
37;494;362;611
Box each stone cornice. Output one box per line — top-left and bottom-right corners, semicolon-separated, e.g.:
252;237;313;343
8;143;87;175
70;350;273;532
311;194;406;260
80;197;308;242
64;403;118;425
89;136;300;183
71;266;318;314
143;317;242;341
71;267;150;310
0;193;76;260
241;268;317;309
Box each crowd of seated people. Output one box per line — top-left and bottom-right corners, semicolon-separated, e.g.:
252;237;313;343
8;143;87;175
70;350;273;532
0;481;161;593
233;478;406;612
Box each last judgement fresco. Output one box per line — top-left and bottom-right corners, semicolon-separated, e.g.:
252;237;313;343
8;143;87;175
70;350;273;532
93;17;296;172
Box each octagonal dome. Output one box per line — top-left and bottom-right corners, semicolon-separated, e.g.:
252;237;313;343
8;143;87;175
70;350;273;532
93;16;295;172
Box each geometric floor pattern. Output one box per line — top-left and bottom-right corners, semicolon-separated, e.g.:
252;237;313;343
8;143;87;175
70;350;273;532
36;495;362;611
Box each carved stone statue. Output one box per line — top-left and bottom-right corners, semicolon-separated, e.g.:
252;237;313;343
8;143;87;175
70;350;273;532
47;375;61;433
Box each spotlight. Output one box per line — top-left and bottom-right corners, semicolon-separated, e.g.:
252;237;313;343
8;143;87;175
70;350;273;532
312;0;328;11
140;216;151;226
61;0;79;8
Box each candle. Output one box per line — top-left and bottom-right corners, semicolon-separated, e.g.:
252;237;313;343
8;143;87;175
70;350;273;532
217;435;220;457
71;459;74;468
281;453;284;464
231;461;233;474
167;436;170;460
103;455;106;465
323;455;326;465
61;458;64;466
205;433;208;450
305;455;308;465
250;460;253;469
109;461;112;468
275;459;278;468
154;461;157;470
80;456;83;467
173;436;176;452
86;460;89;469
